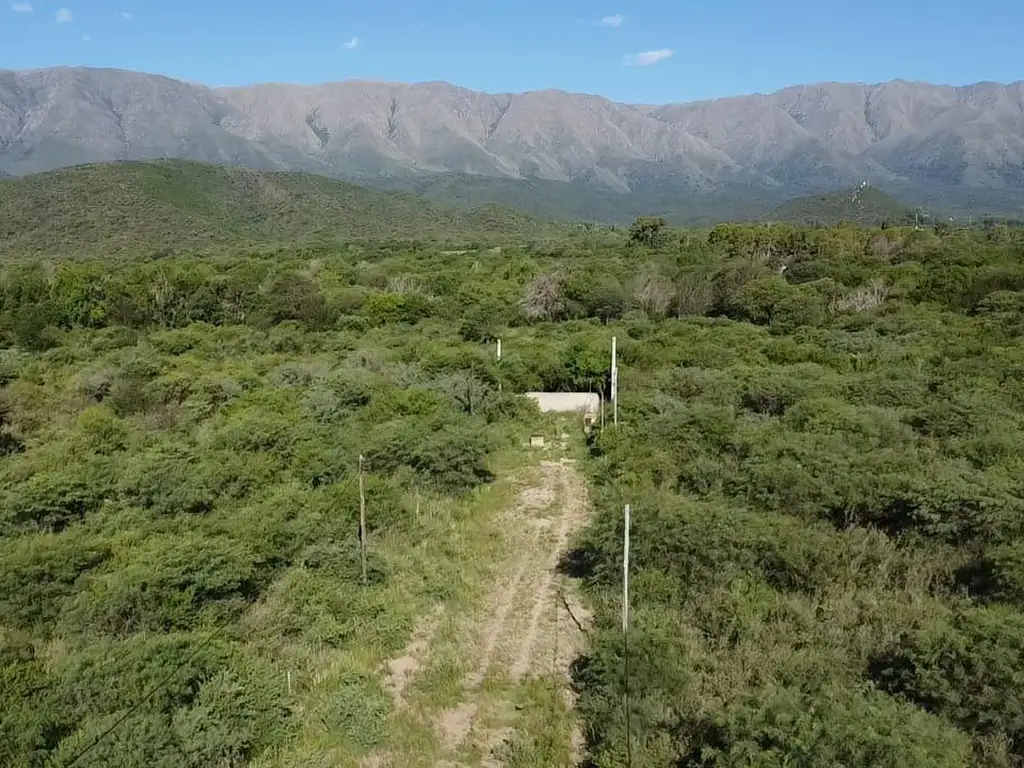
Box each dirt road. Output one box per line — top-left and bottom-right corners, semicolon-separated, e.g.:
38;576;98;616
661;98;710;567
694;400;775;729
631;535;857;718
367;453;592;767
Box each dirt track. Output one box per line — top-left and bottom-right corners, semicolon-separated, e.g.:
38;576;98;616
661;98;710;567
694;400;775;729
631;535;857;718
371;455;592;767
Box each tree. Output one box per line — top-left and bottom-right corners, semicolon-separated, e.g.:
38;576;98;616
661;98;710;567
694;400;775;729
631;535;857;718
13;302;57;351
628;215;668;248
263;272;332;330
519;273;565;322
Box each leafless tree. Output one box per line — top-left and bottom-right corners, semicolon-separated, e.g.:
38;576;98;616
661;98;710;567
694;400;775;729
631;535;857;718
432;371;491;415
867;234;900;259
387;274;423;294
833;278;891;313
632;273;675;317
520;273;565;322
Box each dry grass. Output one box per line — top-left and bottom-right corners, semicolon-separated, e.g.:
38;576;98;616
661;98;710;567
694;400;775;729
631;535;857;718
833;277;891;313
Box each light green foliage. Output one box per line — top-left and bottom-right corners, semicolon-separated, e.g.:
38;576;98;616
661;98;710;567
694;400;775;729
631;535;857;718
1;218;1024;767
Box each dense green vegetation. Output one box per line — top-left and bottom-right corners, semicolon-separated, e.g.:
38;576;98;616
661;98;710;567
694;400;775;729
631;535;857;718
373;173;791;227
765;184;916;226
0;160;560;258
0;247;575;767
2;185;1024;767
571;221;1024;766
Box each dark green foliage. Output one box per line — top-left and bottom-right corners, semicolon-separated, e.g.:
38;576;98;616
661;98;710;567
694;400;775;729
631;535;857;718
871;607;1024;757
730;276;826;331
977;543;1024;606
364;415;494;492
682;683;972;767
64;533;267;635
364;291;434;325
14;302;58;351
263;272;332;330
0;533;110;630
0;159;564;258
628;215;669;248
766;185;916;226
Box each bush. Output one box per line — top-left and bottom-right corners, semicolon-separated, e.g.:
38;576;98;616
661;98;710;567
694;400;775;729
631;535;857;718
732;277;826;331
977;543;1024;606
2;455;117;532
870;605;1024;757
364;415;494;492
64;533;268;635
0;533;110;631
364;292;433;325
681;683;973;767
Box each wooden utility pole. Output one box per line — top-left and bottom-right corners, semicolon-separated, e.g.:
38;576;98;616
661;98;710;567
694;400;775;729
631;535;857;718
358;454;368;585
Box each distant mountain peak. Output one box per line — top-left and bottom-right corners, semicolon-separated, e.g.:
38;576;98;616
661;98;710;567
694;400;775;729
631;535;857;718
2;66;1024;221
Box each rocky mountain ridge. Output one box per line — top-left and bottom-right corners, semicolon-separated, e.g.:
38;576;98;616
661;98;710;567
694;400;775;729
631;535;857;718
2;67;1023;215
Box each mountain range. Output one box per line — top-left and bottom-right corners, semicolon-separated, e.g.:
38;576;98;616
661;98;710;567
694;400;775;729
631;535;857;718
2;66;1024;222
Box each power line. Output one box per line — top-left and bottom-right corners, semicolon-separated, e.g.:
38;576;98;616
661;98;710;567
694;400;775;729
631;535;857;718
62;631;221;768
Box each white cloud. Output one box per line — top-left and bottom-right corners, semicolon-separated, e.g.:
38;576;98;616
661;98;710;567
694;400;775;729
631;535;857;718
82;33;90;42
11;2;33;12
622;48;673;66
343;36;359;49
597;14;624;28
119;11;132;19
55;7;72;22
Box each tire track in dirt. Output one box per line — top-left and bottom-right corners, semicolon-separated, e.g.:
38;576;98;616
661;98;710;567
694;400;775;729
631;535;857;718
367;453;591;768
437;457;591;765
383;604;446;710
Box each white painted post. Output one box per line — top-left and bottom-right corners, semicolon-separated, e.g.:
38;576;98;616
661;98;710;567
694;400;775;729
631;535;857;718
496;338;502;362
613;366;619;427
611;336;619;427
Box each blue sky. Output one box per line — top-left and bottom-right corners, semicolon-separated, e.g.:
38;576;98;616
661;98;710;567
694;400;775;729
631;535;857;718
2;0;1022;104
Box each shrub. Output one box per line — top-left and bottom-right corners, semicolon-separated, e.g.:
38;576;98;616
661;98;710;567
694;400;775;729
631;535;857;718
0;533;110;631
364;292;433;325
364;415;493;492
681;683;972;767
870;605;1024;757
64;534;267;635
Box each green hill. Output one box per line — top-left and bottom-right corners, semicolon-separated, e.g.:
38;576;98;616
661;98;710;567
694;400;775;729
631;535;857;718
372;172;789;226
0;160;559;258
765;184;916;226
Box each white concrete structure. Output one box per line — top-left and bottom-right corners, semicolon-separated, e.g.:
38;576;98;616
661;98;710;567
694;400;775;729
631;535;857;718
525;392;600;420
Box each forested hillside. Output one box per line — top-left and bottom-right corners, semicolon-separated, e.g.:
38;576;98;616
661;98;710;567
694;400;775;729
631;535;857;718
0;160;559;258
1;216;1023;766
765;184;916;226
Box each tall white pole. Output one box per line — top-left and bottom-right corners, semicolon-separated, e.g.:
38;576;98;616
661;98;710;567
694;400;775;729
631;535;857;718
613;367;619;427
496;338;502;362
611;336;619;426
611;336;617;403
